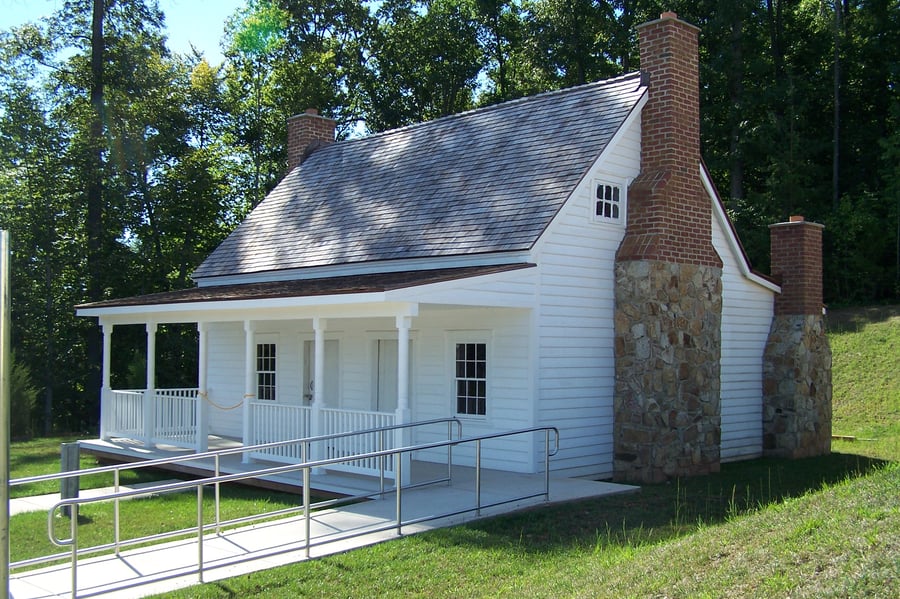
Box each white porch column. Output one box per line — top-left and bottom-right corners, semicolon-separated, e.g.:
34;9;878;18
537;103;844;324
395;315;411;420
311;317;326;465
99;321;113;440
143;322;157;447
242;320;256;463
395;315;412;484
196;322;209;453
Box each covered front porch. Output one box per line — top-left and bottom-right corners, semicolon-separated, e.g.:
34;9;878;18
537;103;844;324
94;307;420;480
77;264;539;478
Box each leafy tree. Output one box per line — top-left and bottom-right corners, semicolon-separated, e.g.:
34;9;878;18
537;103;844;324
362;0;483;131
519;0;622;87
1;0;243;431
9;351;39;440
222;0;289;207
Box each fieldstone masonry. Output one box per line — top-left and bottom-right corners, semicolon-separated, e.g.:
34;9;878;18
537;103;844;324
614;261;722;482
762;314;832;457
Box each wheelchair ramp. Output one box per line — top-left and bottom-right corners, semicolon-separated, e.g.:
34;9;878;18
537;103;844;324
10;467;635;599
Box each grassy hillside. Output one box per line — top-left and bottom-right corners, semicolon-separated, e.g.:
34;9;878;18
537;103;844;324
156;306;900;599
829;304;900;459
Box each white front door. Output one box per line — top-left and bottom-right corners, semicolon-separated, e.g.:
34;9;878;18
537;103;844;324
302;339;339;406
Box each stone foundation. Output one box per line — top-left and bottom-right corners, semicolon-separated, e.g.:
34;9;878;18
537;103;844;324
613;260;723;483
762;314;832;458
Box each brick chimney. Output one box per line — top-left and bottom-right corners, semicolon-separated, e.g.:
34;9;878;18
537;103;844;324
768;216;825;316
286;108;336;172
613;13;724;483
617;12;720;267
763;216;832;458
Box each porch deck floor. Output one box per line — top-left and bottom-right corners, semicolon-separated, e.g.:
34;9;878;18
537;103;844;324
78;436;394;497
9;439;637;599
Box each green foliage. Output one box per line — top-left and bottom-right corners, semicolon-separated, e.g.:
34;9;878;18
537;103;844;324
1;0;898;434
824;194;897;304
363;0;483;131
10;351;38;440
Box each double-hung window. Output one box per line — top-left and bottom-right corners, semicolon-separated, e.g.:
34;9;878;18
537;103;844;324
256;343;276;401
455;342;486;416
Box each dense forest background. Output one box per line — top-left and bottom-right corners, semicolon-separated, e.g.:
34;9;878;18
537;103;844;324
1;0;897;435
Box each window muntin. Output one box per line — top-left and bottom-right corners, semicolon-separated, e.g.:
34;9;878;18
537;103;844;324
594;181;623;223
256;343;276;401
455;342;486;416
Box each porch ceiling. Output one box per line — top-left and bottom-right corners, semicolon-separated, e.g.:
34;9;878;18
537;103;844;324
76;263;536;322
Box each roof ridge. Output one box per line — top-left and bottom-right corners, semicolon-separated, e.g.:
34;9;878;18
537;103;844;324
342;70;645;146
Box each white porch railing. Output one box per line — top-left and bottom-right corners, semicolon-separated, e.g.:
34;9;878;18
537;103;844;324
248;402;312;462
103;388;198;450
104;390;144;440
247;404;397;477
322;408;397;476
104;390;398;477
152;388;199;448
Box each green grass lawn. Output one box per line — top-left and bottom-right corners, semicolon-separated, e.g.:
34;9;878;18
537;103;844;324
9;483;306;566
155;305;899;598
8;305;899;597
829;305;900;460
9;436;174;498
8;441;327;567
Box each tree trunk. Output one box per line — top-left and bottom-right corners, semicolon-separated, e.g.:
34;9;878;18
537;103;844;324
85;0;106;422
833;0;842;210
728;5;745;211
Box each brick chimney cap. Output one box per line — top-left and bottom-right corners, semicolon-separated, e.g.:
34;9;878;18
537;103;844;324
637;11;700;32
304;108;319;115
769;218;825;230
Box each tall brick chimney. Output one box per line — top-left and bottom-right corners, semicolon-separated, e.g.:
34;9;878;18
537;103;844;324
613;13;724;483
762;216;832;458
286;108;336;172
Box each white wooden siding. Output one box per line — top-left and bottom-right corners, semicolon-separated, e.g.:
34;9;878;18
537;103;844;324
205;308;534;472
714;216;775;461
530;116;641;479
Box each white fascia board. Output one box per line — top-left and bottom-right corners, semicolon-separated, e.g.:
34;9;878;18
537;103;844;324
79;294;420;326
383;267;538;308
701;167;780;293
193;251;533;287
531;91;647;259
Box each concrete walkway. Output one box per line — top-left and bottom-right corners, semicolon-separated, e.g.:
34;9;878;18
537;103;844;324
8;468;636;599
9;481;184;517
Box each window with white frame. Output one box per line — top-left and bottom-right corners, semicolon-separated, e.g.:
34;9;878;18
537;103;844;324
256;343;276;401
593;181;624;223
455;342;486;416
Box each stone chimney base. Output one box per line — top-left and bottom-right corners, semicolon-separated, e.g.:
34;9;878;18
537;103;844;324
613;260;723;483
762;314;832;458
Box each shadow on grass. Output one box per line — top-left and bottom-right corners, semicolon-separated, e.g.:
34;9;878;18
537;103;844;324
431;452;890;554
826;303;900;333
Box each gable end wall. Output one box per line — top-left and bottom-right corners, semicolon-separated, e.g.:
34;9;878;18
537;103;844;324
533;112;642;479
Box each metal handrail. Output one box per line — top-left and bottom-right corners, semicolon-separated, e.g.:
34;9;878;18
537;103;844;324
10;417;463;570
13;424;559;599
10;417;464;488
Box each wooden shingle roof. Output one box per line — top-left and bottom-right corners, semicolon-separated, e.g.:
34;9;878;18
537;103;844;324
193;72;646;280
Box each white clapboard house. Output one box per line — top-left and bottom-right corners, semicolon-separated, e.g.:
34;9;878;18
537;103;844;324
79;14;828;485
